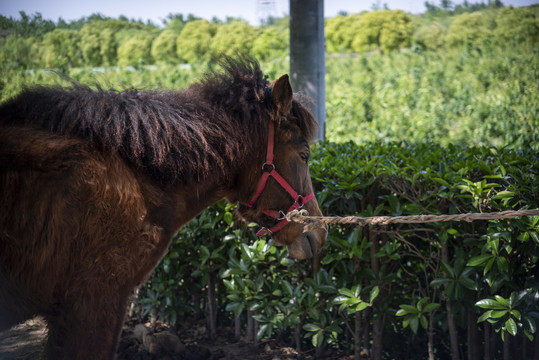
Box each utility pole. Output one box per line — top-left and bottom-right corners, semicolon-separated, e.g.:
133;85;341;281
289;0;326;141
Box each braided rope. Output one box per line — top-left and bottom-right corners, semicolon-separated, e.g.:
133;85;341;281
286;209;539;231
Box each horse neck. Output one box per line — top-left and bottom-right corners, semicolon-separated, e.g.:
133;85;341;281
166;116;267;229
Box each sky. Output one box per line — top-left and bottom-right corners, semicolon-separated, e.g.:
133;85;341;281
1;0;537;26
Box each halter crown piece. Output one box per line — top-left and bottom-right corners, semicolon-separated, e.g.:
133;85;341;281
242;120;315;237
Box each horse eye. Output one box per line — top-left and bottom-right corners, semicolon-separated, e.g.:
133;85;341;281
300;152;310;163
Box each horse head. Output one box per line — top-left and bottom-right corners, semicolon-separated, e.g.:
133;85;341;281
236;74;328;260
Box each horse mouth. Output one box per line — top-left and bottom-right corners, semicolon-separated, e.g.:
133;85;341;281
284;228;327;260
235;206;327;260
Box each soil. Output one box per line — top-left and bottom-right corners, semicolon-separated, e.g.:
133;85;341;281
0;317;353;360
0;318;47;360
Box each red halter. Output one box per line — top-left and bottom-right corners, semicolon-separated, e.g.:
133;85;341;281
242;121;315;237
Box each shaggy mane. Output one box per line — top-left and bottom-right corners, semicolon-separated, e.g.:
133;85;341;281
0;57;318;185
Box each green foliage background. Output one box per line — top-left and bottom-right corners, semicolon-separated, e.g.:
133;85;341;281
140;142;538;358
1;3;538;358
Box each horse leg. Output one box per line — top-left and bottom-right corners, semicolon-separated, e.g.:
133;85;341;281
43;286;131;360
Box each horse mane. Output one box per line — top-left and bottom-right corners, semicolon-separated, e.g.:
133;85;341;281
0;57;318;185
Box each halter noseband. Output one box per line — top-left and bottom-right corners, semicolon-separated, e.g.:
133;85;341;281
242;121;315;237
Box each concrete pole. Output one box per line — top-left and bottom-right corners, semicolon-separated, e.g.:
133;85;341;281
289;0;326;141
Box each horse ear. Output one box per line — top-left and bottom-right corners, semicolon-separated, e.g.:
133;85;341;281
271;74;293;118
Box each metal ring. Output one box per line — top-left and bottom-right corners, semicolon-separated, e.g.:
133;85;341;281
259;227;272;235
296;195;304;209
262;163;276;172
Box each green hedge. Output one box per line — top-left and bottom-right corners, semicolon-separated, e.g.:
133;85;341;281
136;141;539;359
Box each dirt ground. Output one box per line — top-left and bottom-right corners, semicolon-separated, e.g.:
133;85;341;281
0;317;352;360
0;318;48;360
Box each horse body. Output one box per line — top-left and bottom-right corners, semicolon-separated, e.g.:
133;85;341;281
1;126;178;358
0;58;327;359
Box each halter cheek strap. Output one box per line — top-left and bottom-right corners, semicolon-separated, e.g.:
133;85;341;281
241;121;315;237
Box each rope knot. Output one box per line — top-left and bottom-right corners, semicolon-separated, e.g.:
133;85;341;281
285;209;309;222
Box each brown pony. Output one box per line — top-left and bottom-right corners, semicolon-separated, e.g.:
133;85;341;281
0;58;327;359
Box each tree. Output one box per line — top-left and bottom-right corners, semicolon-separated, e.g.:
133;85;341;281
494;6;539;45
117;31;155;66
440;0;453;11
209;21;257;58
100;28;116;66
446;12;491;47
414;21;448;50
0;11;55;39
0;34;37;70
163;13;201;33
351;10;413;52
176;19;216;63
80;24;104;66
151;30;179;64
79;19;157;66
325;14;363;53
40;28;82;68
251;27;288;61
80;22;120;66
